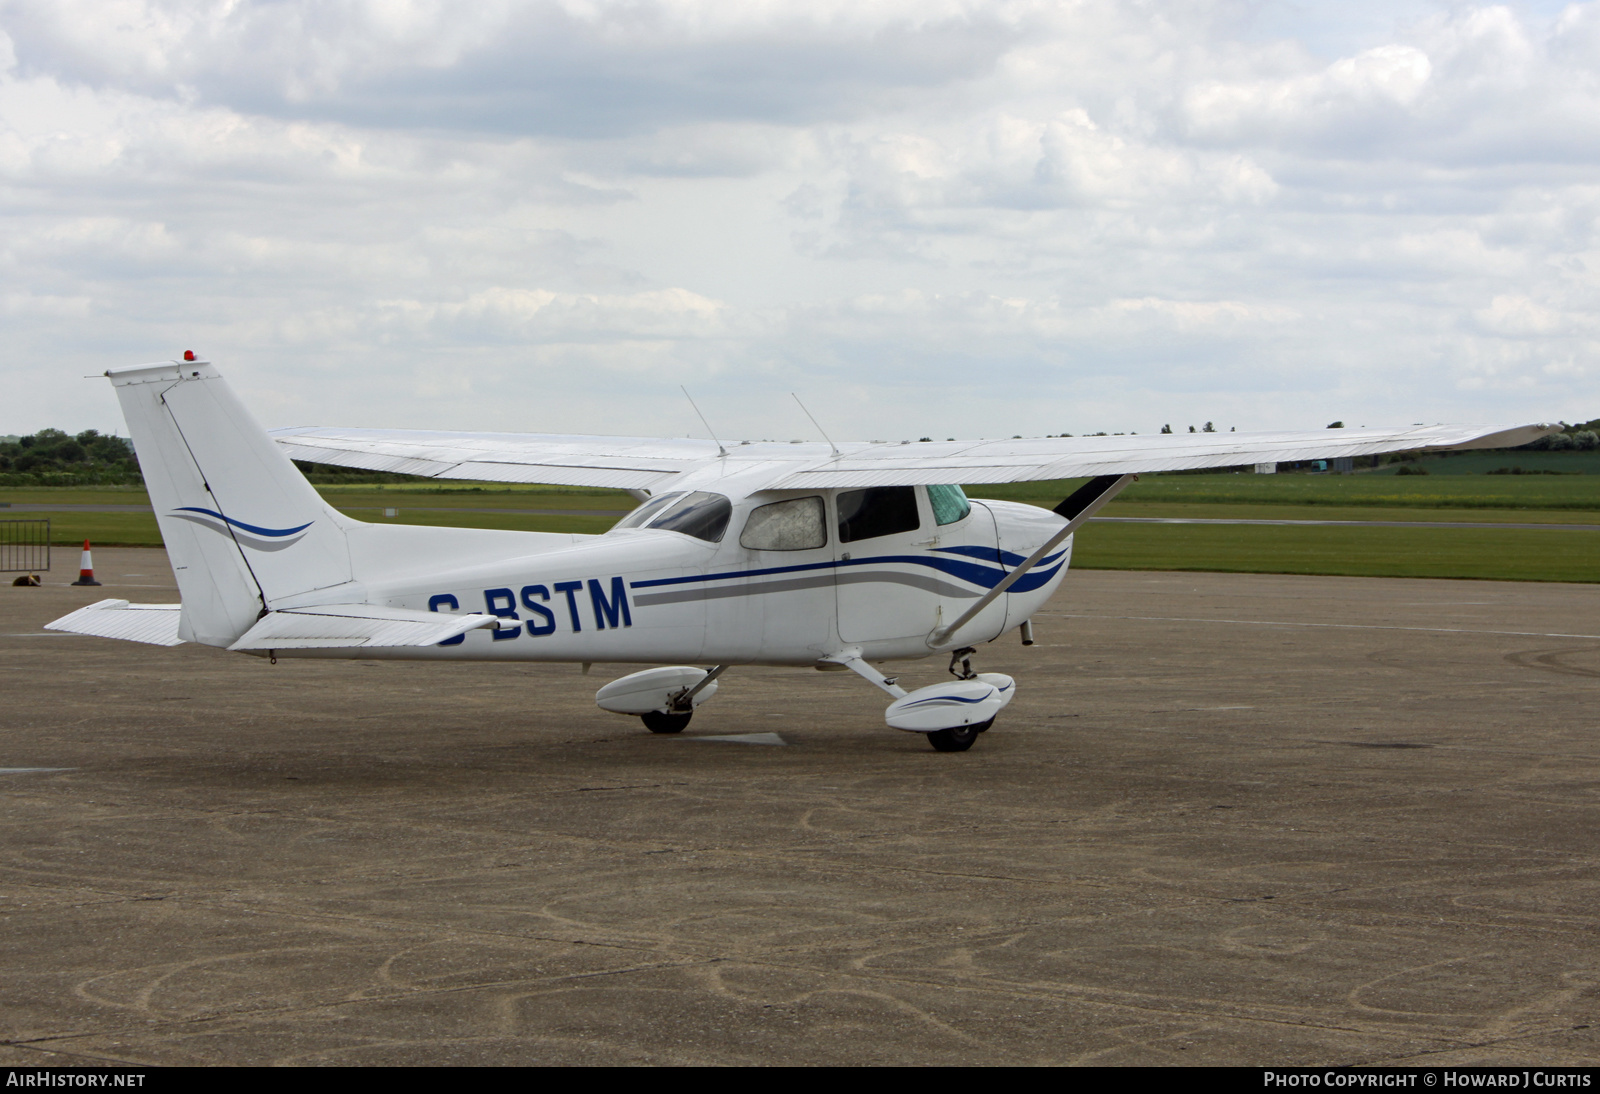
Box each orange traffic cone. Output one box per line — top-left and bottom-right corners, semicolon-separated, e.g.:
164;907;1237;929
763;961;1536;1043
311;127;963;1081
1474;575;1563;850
71;539;101;586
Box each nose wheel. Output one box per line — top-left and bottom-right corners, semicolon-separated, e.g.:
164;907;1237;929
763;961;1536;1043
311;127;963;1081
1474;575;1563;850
926;717;993;752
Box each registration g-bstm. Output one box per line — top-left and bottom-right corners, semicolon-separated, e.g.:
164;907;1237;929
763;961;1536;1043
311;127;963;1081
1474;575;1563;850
47;359;1554;752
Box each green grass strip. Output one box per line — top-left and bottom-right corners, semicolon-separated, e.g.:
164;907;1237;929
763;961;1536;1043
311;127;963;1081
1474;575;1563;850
1072;522;1600;583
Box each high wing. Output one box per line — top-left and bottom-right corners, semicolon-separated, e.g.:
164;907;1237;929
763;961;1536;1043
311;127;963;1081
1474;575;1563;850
269;422;1556;492
268;427;722;491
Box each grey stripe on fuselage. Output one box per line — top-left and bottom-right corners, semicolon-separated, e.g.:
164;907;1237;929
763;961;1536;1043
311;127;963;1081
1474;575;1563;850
633;569;979;607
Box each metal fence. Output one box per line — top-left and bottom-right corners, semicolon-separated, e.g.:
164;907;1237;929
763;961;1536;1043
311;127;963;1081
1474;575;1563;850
1;519;50;573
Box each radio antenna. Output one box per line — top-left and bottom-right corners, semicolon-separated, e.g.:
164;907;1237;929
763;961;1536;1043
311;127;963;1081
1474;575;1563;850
680;387;727;457
791;393;840;457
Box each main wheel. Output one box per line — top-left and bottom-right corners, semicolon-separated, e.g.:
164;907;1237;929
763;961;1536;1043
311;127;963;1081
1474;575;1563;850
927;723;981;752
642;710;692;734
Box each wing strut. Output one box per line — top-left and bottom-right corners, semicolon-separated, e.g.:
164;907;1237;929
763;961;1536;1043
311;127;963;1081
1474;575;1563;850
929;474;1136;648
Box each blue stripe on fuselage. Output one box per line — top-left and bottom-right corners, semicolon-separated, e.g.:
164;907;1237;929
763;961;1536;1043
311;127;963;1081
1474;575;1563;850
933;544;1067;569
628;548;1068;595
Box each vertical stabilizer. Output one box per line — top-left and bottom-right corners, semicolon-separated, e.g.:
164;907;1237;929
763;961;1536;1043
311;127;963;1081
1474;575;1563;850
109;361;354;646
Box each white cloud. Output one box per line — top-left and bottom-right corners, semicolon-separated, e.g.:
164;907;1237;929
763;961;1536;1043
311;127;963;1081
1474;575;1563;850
1475;294;1584;336
1;0;1598;438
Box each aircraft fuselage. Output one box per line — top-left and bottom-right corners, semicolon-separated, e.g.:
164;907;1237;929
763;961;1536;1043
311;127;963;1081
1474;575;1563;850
282;490;1070;666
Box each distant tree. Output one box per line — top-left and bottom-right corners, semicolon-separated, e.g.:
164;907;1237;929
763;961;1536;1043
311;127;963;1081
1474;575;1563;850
1327;421;1345;429
1188;425;1196;433
1160;424;1173;434
918;437;932;442
1202;421;1215;432
0;427;140;482
1574;430;1598;451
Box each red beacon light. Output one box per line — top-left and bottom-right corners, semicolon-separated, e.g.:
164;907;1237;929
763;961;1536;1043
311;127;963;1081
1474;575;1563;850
182;350;196;361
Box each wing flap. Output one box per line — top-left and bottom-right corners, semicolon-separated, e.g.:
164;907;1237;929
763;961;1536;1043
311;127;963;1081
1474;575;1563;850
228;603;499;651
46;599;184;646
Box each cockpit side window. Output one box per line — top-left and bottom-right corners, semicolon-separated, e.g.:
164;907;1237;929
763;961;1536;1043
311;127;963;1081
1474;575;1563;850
611;492;684;531
648;491;733;543
927;484;971;526
740;496;826;551
837;486;920;543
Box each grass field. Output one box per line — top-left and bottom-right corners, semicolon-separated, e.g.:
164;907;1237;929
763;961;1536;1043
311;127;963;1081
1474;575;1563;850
1368;448;1600;475
972;472;1600;510
1070;522;1599;583
4;474;1598;583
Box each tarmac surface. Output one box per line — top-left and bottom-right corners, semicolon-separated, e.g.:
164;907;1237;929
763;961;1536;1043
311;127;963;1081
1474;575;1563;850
2;549;1598;1067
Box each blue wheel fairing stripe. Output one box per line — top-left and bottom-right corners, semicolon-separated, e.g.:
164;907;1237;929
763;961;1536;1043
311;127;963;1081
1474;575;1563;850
902;693;993;707
171;507;313;538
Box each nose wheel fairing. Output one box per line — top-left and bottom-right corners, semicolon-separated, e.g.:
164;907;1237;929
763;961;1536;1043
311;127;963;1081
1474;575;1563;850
820;648;1015;751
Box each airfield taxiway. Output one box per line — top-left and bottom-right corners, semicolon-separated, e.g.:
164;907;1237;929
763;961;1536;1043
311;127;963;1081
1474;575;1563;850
2;549;1598;1066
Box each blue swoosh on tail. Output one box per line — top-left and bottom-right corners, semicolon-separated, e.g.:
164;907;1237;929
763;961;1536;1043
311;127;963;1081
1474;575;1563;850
172;507;313;538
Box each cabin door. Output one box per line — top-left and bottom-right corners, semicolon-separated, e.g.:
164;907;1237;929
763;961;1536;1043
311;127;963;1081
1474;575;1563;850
833;486;938;645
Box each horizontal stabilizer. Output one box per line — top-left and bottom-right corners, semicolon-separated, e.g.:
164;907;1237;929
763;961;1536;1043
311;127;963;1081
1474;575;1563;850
227;604;499;651
46;599;184;646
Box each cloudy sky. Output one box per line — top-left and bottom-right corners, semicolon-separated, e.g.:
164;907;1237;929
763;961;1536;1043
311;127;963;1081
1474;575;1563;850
1;0;1595;442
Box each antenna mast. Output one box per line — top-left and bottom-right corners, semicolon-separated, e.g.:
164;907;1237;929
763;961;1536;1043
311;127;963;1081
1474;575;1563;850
680;387;727;457
791;393;840;457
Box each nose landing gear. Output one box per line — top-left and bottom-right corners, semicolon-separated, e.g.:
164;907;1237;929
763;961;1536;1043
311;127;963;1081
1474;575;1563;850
822;648;1014;752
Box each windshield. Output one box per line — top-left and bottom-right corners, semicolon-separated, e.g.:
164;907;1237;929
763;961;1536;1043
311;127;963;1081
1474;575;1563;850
647;491;732;543
927;484;971;526
611;492;685;531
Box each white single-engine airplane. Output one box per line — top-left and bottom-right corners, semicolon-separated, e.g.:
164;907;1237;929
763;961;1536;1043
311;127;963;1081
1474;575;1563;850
48;359;1554;751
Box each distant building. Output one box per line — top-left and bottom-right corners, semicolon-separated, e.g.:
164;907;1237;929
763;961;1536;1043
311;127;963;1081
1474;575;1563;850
1254;462;1277;474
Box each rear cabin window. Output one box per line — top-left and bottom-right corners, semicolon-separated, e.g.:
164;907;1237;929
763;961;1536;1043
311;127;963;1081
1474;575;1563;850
741;496;826;551
648;491;732;543
927;484;971;526
837;486;920;543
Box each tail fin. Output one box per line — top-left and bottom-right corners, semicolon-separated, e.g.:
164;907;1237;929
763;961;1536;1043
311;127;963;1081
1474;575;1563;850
110;360;354;646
